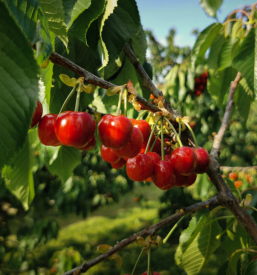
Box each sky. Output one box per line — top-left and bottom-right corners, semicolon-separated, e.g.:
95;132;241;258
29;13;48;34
136;0;254;47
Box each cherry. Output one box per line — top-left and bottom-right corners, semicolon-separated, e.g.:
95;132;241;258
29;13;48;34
54;111;95;147
142;271;160;275
196;90;202;97
111;158;126;169
228;172;237;180
246;174;253;183
194;77;201;85
31;100;43;128
234;180;242;189
78;135;96;151
198;84;205;91
113;127;143;158
194;147;210;174
170;147;197;176
151;137;162;155
185;173;197;187
98;115;133;149
145;152;162;182
175;173;189;187
101;145;120;163
126;153;154;182
38;114;62;146
130;119;151;145
201;71;208;79
153;160;176;190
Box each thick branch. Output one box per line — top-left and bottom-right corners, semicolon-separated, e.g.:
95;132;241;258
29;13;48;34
211;72;242;158
220;166;257;172
62;196;220;275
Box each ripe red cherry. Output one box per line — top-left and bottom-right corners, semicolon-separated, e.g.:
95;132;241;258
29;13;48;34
196;90;202;97
234;180;242;189
175;173;189;187
153;160;176;190
194;77;201;85
98;115;133;149
130;119;151;145
54;111;95;147
31;100;43;128
198;84;205;91
185;174;197;187
126;154;154;182
78;135;96;151
170;147;197;176
229;172;237;180
194;147;210;174
101;145;120;163
111;158;126;169
113;127;143;158
145;152;162;182
38;114;62;146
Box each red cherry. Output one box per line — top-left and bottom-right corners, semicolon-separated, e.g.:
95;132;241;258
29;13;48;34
164;155;171;162
98;115;133;149
175;173;189;187
142;272;160;275
130;119;151;145
201;71;208;79
101;145;120;163
151;137;162;155
111;158;126;169
78;135;96;151
195;90;202;97
170;147;197;176
198;84;205;91
229;172;237;180
54;111;95;147
113;127;143;158
194;147;210;174
194;77;201;85
38;114;61;146
145;152;162;182
31;100;43;128
126;154;154;182
153;160;176;190
234;180;242;189
185;173;197;187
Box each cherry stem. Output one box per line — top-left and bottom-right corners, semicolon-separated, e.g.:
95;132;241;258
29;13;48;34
149;131;160;152
144;117;162;154
136;110;148;120
163;117;183;147
131;249;144;275
116;85;126;116
160;118;164;161
163;216;185;244
179;120;181;139
75;82;83;112
59;83;79;114
124;88;128;117
183;121;198;149
147;244;151;275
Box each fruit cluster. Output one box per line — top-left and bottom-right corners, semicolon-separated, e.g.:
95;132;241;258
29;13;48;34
227;172;254;189
194;71;208;97
98;115;210;191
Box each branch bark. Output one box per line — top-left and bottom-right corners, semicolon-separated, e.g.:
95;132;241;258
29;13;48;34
62;196;220;275
220;166;257;172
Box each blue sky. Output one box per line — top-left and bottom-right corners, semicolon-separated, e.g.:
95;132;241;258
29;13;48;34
136;0;254;47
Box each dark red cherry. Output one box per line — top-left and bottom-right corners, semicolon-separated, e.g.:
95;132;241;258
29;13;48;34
31;100;43;128
170;147;197;176
185;174;197;187
38;114;61;146
194;147;210;174
54;111;95;147
101;145;120;163
175;173;189;187
126;154;154;182
98;115;133;149
78;135;96;151
130;119;151;145
113;127;143;158
111;158;126;169
145;152;162;182
153;160;176;190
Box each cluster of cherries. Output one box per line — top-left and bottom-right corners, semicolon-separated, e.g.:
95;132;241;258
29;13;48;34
98;114;210;190
226;172;253;189
30;101;97;151
194;71;208;97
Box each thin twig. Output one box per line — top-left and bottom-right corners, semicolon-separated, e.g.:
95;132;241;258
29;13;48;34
61;196;220;275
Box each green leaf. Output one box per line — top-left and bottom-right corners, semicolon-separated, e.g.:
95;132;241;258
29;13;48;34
255;12;257;96
218;37;240;71
234;78;254;121
39;0;68;48
0;1;39;170
47;146;81;183
232;28;255;93
199;0;223;18
207;67;237;108
192;23;222;69
69;0;105;45
178;71;187;102
244;260;257;275
63;0;91;29
104;52;125;80
6;0;52;60
2;133;36;210
187;68;195;90
231;21;244;39
99;0;141;69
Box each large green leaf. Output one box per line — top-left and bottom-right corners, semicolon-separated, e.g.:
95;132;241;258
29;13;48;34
218;37;240;71
232;28;255;93
199;0;223;18
234;78;254;121
0;1;39;170
191;23;222;69
245;260;257;275
99;0;141;69
2;133;36;210
39;0;68;48
207;67;237;108
6;0;52;60
69;0;105;45
63;0;91;29
47;146;81;183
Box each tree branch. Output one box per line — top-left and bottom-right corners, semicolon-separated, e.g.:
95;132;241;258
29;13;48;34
220;166;257;172
62;196;220;275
